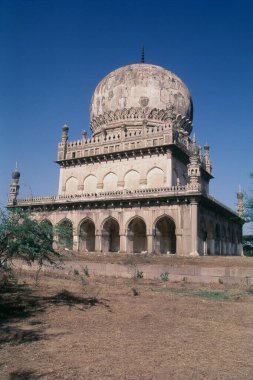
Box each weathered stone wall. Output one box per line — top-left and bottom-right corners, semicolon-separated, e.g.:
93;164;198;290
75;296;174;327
16;260;253;285
58;154;172;195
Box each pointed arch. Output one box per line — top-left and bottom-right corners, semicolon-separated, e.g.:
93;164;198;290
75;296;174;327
57;218;73;250
101;217;120;252
127;216;147;253
65;176;78;194
103;172;118;191
198;217;208;255
79;218;95;252
147;167;164;187
154;215;176;254
84;175;97;193
40;219;53;248
124;170;140;190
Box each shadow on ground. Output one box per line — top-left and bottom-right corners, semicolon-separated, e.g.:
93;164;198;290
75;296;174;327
0;283;110;346
9;369;59;379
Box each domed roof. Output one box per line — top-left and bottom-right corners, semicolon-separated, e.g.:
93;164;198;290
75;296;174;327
12;169;20;180
90;63;193;134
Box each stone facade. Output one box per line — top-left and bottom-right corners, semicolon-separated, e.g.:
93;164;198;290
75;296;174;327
7;63;243;256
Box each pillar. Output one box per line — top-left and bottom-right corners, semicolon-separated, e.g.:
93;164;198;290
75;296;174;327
73;234;78;251
120;234;126;253
73;228;78;251
147;234;153;254
175;230;183;255
190;198;199;256
237;243;243;256
95;231;102;252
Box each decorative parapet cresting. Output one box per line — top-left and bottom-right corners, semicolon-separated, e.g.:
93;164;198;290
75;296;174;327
90;107;192;134
11;184;203;207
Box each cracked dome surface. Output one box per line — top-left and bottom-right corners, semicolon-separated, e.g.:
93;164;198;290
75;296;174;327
90;63;193;123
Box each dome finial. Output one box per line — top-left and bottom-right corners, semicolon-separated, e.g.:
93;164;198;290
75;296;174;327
141;46;145;63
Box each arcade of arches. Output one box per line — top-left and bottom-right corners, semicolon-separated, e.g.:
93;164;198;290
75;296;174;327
44;213;242;256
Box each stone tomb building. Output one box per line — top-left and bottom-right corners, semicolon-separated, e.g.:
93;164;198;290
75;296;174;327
8;63;243;256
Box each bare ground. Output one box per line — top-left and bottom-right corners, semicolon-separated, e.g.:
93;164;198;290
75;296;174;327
1;271;253;380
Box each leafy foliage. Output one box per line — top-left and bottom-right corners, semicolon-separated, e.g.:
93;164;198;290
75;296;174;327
245;173;253;224
242;235;253;257
160;272;169;282
135;269;144;279
0;208;62;272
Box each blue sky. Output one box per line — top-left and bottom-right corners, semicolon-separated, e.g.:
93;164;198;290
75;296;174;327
0;0;253;228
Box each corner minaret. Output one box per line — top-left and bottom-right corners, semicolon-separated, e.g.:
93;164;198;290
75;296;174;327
187;136;201;192
237;186;244;218
61;123;69;159
141;46;145;63
8;165;20;205
203;144;212;174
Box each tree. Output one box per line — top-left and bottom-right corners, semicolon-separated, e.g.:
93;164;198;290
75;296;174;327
0;208;62;279
244;173;253;225
243;174;253;256
242;235;253;257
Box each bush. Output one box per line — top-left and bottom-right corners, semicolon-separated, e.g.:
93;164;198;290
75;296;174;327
160;272;169;282
0;208;62;282
135;270;144;279
131;287;140;296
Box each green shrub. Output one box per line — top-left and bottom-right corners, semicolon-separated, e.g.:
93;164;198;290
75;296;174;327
131;287;140;296
136;270;144;279
82;265;90;277
160;272;169;282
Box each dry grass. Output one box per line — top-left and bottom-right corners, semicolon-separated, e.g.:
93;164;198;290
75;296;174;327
1;272;253;380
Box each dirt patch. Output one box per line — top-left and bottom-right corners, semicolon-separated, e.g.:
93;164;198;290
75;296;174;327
1;272;253;379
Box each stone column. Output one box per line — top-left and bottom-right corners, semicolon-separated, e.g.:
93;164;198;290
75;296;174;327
175;229;183;255
73;228;78;251
73;234;78;251
95;231;102;252
120;234;127;253
147;234;153;254
190;198;199;256
237;243;243;256
52;229;58;251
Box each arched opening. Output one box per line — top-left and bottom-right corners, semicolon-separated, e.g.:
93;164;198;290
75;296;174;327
206;221;215;255
102;218;120;252
40;220;53;248
154;216;176;254
198;218;208;255
215;223;221;255
84;175;97;193
147;167;164;188
103;172;118;191
221;226;227;255
79;219;95;252
124;170;140;190
57;219;73;250
127;217;147;253
65;176;78;194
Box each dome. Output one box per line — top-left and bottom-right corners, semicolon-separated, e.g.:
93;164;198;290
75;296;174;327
12;169;20;180
90;63;193;135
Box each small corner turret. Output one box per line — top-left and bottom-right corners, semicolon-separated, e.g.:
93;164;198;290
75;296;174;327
203;144;212;174
58;123;69;161
187;135;201;192
61;123;69;160
237;186;244;218
8;164;20;205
